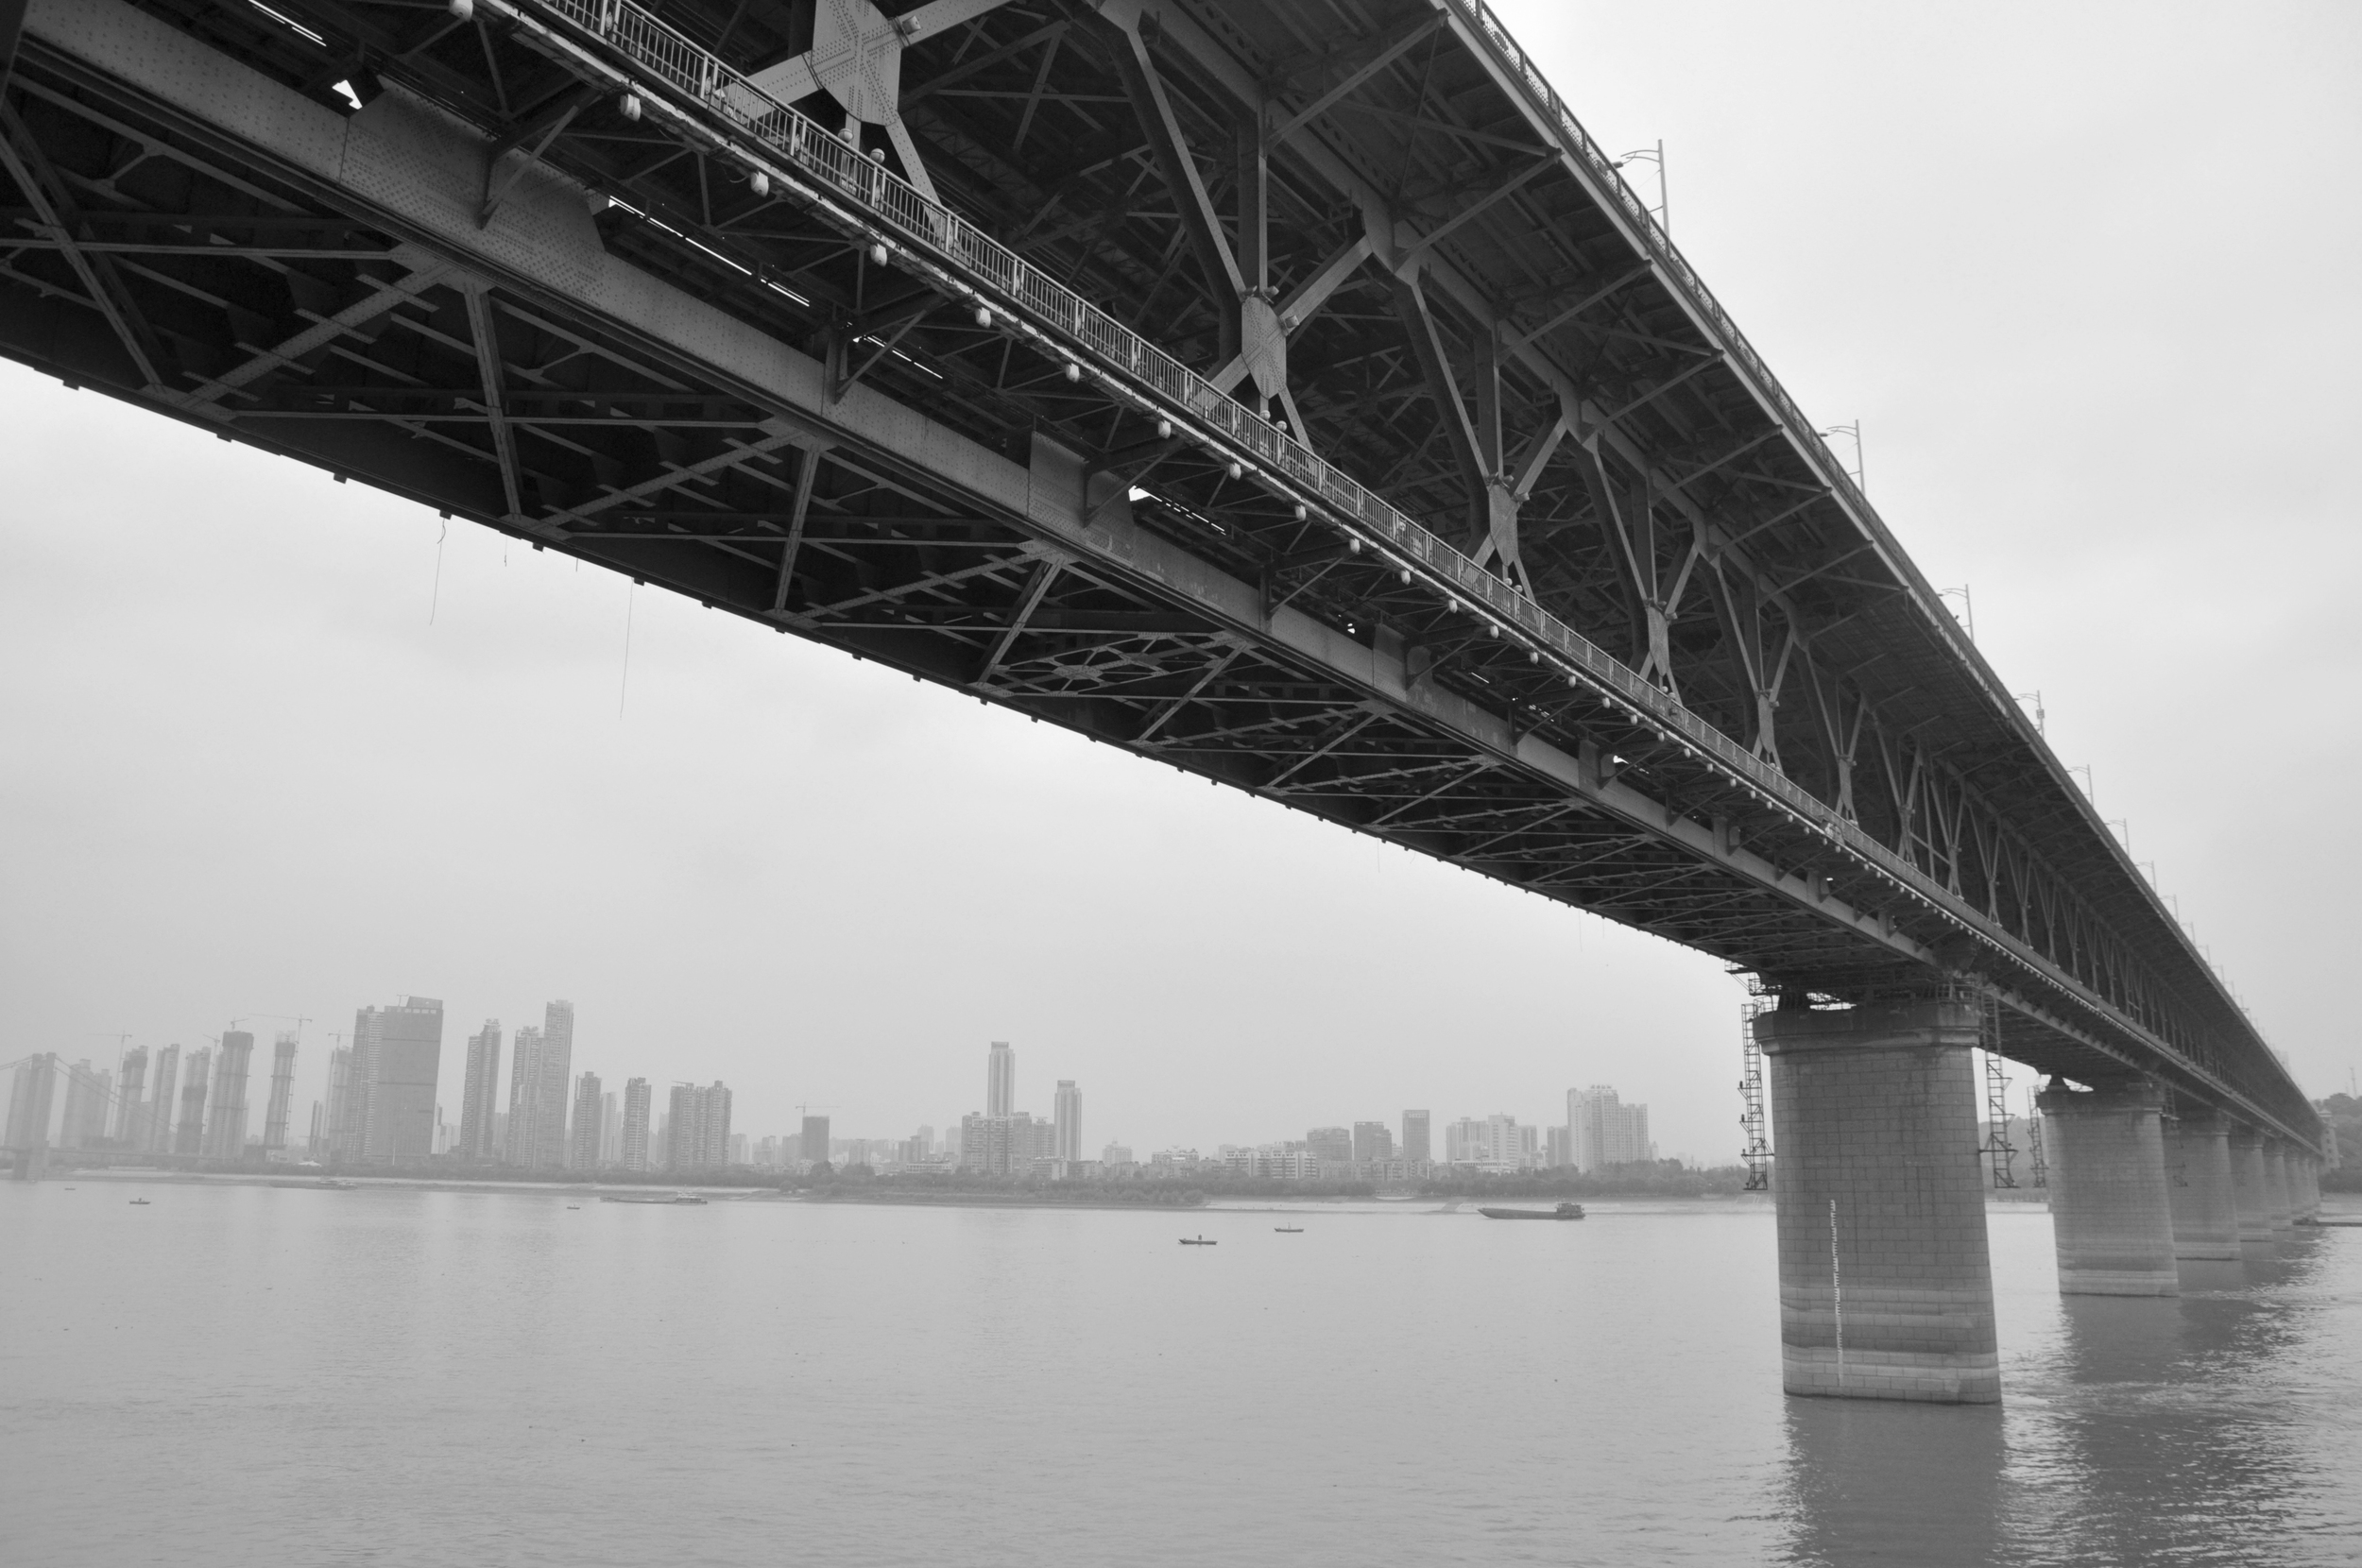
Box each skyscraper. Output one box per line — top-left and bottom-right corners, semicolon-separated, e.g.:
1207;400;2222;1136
262;1033;299;1154
1400;1109;1430;1165
621;1078;651;1171
570;1073;604;1170
503;1003;575;1168
800;1113;831;1170
1053;1080;1082;1162
175;1047;212;1155
323;1045;352;1160
57;1059;106;1150
1352;1121;1395;1162
204;1031;254;1159
349;998;445;1163
601;1090;619;1167
667;1082;733;1170
1568;1086;1652;1172
504;1025;539;1165
5;1054;59;1168
986;1040;1015;1118
112;1046;149;1148
535;1001;574;1167
459;1020;502;1161
145;1045;180;1154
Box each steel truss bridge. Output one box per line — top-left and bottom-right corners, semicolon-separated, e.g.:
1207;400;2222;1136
0;0;2318;1149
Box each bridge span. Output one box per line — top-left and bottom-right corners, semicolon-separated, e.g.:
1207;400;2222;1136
0;0;2324;1400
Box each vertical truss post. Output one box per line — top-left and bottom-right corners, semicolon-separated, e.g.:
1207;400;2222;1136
1977;991;2015;1189
2025;1085;2048;1189
1739;997;1772;1190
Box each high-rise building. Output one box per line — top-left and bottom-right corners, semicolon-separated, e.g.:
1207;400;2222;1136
322;1045;352;1160
666;1082;732;1170
145;1046;180;1154
1053;1080;1082;1162
262;1033;299;1154
986;1040;1015;1118
1101;1142;1134;1165
307;1099;326;1160
601;1090;619;1166
535;1001;575;1167
570;1073;604;1169
503;1003;575;1168
621;1079;651;1171
204;1031;254;1158
175;1047;213;1155
58;1060;111;1150
1568;1086;1652;1172
1307;1126;1354;1164
5;1054;59;1163
1401;1109;1430;1165
1352;1121;1395;1162
458;1020;502;1161
801;1113;832;1170
348;999;445;1163
1443;1114;1531;1168
112;1046;149;1147
504;1025;539;1165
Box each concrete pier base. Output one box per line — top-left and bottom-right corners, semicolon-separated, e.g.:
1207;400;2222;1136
2298;1157;2322;1220
2165;1112;2240;1262
2230;1132;2273;1244
2266;1148;2295;1236
1756;1000;2000;1405
2038;1082;2180;1296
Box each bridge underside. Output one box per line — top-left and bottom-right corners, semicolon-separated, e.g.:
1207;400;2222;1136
0;0;2317;1150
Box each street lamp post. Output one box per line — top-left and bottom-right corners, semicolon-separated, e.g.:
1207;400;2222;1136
1819;421;1864;495
1614;140;1667;233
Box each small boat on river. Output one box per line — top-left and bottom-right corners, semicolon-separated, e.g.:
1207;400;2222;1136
1274;1226;1303;1233
1478;1202;1585;1221
128;1198;150;1205
1179;1236;1217;1246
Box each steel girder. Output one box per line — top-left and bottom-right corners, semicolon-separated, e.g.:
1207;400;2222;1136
0;0;2318;1149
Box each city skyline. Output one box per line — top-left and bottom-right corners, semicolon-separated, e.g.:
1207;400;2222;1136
6;1015;1685;1177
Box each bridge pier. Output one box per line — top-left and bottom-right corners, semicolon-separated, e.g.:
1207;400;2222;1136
2229;1131;2274;1243
2165;1112;2240;1262
2036;1082;2179;1296
2301;1155;2323;1219
1755;1000;2000;1405
2266;1148;2297;1236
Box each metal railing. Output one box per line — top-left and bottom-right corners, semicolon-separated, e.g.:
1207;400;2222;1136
490;0;2296;1130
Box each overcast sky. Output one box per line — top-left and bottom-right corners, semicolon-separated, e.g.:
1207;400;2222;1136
3;2;2356;1160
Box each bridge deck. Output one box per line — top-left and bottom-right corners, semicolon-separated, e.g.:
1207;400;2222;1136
0;0;2317;1147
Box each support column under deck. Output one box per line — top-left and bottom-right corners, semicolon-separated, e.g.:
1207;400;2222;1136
2266;1148;2295;1236
2299;1156;2322;1219
2230;1131;2273;1243
2037;1082;2179;1296
1755;999;1999;1405
2165;1111;2239;1262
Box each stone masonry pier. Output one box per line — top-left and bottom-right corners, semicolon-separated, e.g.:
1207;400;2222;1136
1755;999;1999;1405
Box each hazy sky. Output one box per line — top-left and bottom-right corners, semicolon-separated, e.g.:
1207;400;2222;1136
3;2;2356;1158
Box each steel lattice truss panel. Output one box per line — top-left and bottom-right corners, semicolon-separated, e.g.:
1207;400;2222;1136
0;0;2319;1146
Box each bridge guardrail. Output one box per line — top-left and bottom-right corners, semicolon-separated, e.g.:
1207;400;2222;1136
492;0;2295;1132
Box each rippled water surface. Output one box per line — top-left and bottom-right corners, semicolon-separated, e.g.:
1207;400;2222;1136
4;1182;2356;1566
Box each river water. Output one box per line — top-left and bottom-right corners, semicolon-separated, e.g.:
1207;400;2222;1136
3;1180;2356;1566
